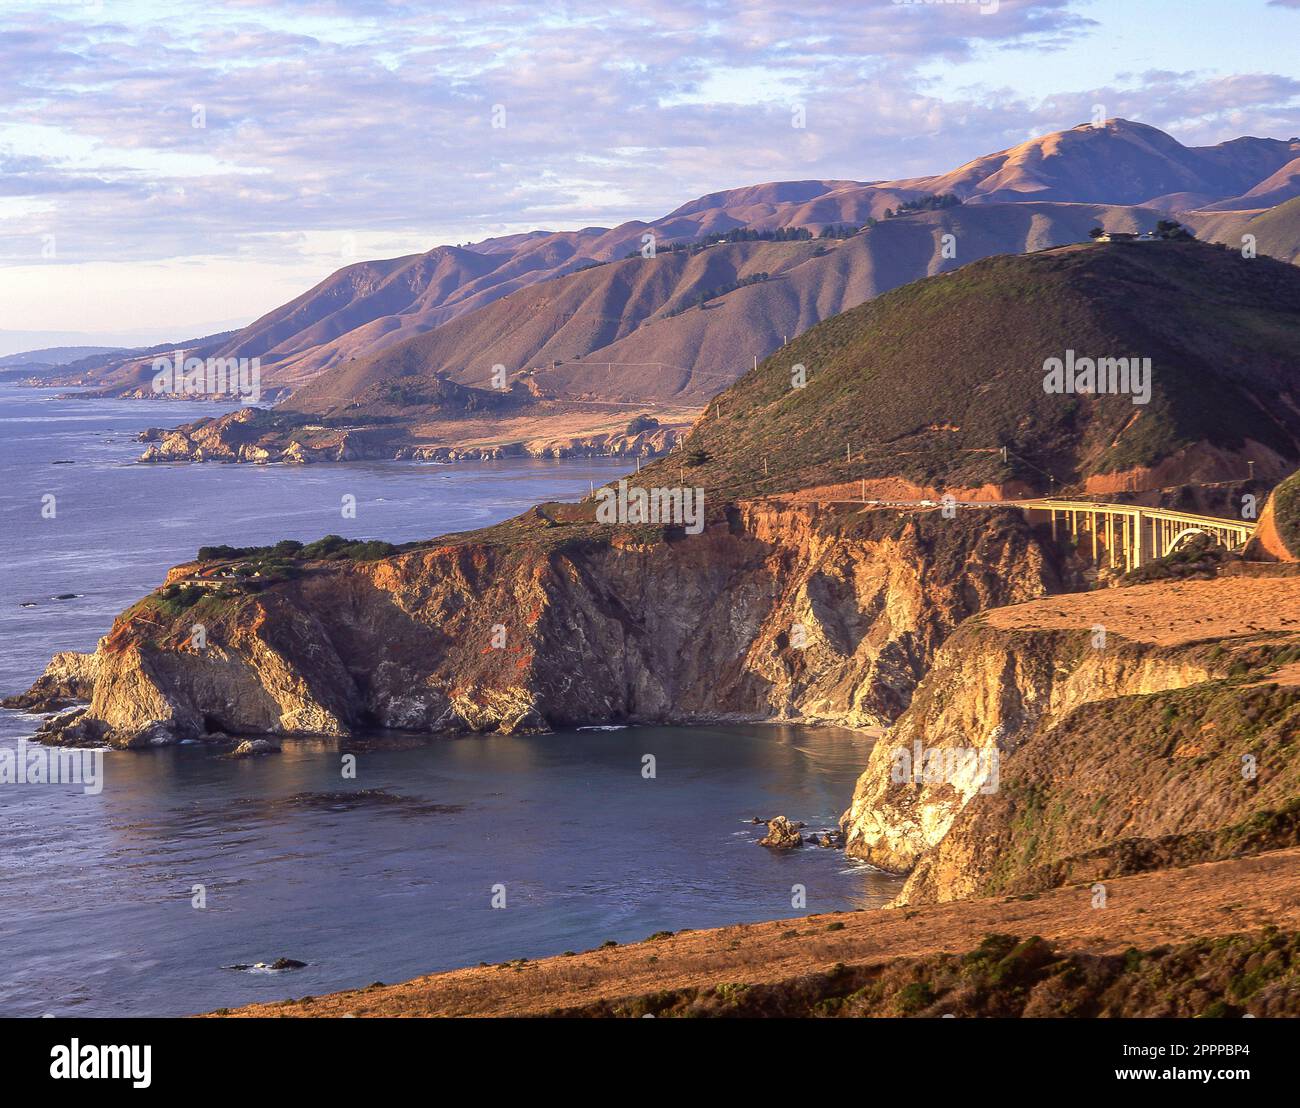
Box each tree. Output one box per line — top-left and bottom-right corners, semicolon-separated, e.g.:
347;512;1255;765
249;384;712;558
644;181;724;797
1155;219;1195;241
1089;226;1105;240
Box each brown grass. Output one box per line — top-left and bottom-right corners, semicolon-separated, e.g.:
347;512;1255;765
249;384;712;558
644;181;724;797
986;574;1300;647
207;845;1300;1017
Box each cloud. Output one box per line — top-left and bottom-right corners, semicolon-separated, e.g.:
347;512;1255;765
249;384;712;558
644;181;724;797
0;1;1098;260
0;0;1296;328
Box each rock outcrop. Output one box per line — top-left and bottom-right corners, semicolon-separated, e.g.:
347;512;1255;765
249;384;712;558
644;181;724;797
758;816;804;849
231;738;281;757
137;406;683;465
1;651;98;712
10;500;1067;748
840;575;1300;904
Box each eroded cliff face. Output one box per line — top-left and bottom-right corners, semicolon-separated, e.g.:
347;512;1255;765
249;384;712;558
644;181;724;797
840;577;1300;905
21;501;1065;748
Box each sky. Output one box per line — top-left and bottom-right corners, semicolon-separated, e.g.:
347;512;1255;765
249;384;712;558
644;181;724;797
1;0;1299;343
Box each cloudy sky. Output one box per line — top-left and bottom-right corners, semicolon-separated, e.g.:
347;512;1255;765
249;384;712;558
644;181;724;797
2;0;1299;342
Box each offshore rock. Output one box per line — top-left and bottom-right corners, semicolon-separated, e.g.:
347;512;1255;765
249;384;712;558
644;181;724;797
758;816;804;849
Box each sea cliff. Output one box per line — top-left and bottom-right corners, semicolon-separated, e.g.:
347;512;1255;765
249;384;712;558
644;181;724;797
13;500;1065;748
840;575;1300;903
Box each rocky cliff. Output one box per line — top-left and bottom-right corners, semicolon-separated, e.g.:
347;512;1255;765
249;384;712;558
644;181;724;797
18;501;1067;748
136;404;683;464
841;575;1300;904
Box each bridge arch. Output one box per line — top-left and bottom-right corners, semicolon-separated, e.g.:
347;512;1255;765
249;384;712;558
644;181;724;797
1165;527;1216;556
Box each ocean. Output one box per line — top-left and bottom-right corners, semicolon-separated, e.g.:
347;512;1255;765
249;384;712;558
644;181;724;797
0;385;897;1016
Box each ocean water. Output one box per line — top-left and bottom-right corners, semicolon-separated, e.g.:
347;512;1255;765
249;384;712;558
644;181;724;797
0;385;897;1016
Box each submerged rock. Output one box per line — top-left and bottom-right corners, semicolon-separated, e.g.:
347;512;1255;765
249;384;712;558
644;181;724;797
227;958;307;972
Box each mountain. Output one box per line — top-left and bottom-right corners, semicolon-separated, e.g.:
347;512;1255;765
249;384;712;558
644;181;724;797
248;121;1300;412
906;120;1299;206
0;345;127;368
666;240;1300;500
183;179;896;390
57;120;1300;448
1187;194;1300;260
287;200;1161;419
1200;156;1300;212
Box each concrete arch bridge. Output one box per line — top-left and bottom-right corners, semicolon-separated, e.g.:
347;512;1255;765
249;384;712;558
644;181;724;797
1018;499;1255;574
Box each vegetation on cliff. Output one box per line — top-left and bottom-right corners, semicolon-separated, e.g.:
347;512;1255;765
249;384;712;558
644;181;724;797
195;535;410;564
566;929;1300;1018
1272;467;1300;554
655;241;1300;500
843;574;1300;905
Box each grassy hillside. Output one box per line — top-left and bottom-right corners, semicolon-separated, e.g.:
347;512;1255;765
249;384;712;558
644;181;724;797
286;202;1164;418
653;240;1300;500
1272;467;1300;554
1187;194;1300;263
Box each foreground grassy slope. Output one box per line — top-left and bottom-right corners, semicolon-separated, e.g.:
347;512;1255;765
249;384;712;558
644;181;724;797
210;845;1300;1017
662;241;1300;500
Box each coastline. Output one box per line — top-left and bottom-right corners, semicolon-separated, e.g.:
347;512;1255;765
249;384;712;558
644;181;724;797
206;845;1300;1017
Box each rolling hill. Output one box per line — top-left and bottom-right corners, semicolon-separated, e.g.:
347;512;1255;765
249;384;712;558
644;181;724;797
653;240;1300;501
57;119;1300;448
211;121;1300;397
287;200;1168;418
